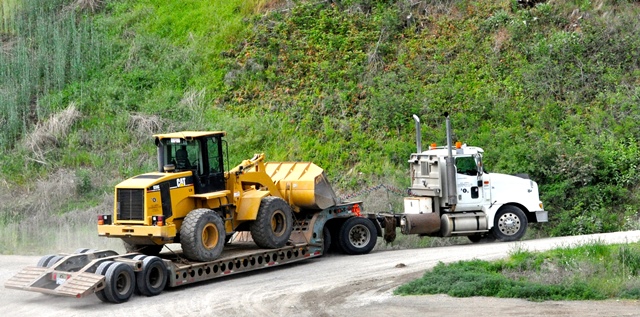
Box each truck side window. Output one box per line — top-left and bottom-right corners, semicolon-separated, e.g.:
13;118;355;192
455;156;477;176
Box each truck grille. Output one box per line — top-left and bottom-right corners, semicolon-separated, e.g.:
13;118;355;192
117;189;144;221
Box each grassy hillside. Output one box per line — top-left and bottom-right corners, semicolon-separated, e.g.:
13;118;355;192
1;0;640;253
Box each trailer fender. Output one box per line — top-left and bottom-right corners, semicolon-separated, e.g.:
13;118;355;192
235;190;271;221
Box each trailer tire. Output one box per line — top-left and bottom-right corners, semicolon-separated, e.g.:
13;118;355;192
322;226;332;256
123;241;164;256
338;217;377;255
94;261;116;303
136;256;167;297
491;205;528;242
46;255;64;268
103;262;136;303
250;197;293;249
180;208;226;262
467;234;483;243
36;255;57;267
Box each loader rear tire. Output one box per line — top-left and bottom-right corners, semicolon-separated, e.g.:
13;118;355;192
180;208;226;262
250;197;293;249
123;241;163;256
136;256;167;296
103;262;136;303
338;217;377;255
491;205;528;242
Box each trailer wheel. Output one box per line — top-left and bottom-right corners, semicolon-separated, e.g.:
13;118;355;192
46;255;64;268
322;226;331;256
467;234;483;243
103;262;136;303
136;256;168;296
338;217;377;255
94;261;116;303
36;255;57;267
180;208;226;262
250;197;293;249
491;205;528;242
123;241;164;256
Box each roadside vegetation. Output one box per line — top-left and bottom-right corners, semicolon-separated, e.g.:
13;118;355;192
0;0;639;254
396;241;640;300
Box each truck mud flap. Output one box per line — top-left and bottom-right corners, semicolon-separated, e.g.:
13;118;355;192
5;266;105;298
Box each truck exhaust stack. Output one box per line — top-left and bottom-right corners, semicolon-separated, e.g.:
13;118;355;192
413;114;422;153
444;112;458;207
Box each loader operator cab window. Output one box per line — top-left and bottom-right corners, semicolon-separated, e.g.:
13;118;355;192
165;139;201;173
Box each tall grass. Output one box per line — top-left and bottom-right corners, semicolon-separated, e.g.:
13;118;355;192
396;241;640;300
0;0;110;150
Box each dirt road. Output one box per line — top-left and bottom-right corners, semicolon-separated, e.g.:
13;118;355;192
2;231;640;317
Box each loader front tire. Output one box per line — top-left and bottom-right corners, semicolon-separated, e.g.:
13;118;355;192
250;197;293;249
180;208;226;262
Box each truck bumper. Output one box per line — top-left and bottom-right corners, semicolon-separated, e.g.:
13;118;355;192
97;224;177;239
534;210;548;223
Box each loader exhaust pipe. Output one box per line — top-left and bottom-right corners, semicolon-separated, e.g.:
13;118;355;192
444;112;458;207
413;114;422;153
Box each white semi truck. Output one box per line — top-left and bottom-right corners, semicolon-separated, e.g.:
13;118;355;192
382;112;548;243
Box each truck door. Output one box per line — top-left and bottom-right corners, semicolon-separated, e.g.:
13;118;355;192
454;155;484;211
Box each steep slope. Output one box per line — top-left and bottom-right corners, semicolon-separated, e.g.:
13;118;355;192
0;0;639;250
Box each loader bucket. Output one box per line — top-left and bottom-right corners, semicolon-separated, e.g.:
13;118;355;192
264;162;340;210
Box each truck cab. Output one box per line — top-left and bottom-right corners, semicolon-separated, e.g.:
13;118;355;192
401;114;547;242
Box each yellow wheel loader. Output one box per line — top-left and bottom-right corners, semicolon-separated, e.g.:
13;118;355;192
97;131;341;262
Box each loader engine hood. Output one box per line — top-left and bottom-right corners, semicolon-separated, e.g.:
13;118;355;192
486;172;542;212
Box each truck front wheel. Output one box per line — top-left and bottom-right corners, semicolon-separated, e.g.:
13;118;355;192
250;197;293;249
491;206;528;242
180;208;226;262
338;217;377;255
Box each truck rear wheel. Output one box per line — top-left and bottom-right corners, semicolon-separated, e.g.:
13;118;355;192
250;197;293;249
136;256;167;296
180;208;226;262
338;217;377;255
103;262;136;303
491;205;528;242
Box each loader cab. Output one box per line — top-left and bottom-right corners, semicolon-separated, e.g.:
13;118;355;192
155;131;227;194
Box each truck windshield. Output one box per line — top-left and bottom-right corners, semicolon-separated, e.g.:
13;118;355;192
455;156;478;176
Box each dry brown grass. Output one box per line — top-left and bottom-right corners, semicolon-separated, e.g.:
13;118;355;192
179;88;208;113
23;103;81;164
0;169;124;255
127;113;163;139
71;0;104;13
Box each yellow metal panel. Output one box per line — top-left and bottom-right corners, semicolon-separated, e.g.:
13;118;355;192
235;190;270;221
97;224;177;239
264;162;339;210
189;190;230;200
153;131;226;140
